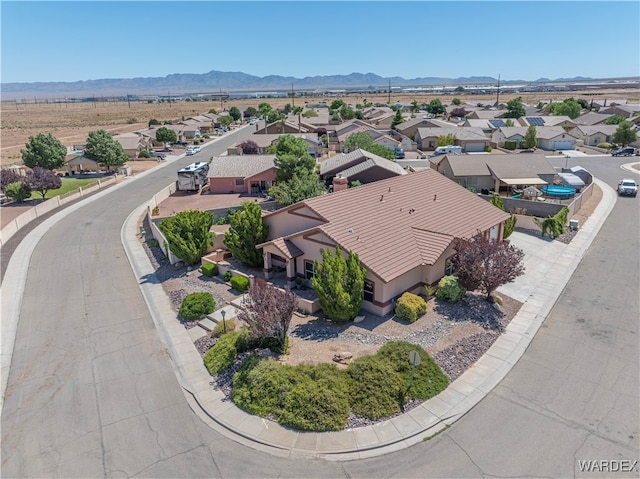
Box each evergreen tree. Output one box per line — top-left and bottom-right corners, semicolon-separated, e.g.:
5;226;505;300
391;109;403;130
84;130;128;172
505;97;525;118
522;125;537;149
21;133;67;170
612;120;638;146
311;246;367;322
159;210;214;265
224;201;269;267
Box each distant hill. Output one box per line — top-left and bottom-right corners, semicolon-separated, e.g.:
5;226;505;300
1;70;597;99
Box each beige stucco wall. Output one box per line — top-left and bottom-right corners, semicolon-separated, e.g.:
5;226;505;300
263;207;326;239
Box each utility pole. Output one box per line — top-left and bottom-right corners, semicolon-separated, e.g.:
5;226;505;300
388;79;391;104
496;74;501;106
168;91;171;108
291;83;295;108
220;88;224;111
127;94;131;109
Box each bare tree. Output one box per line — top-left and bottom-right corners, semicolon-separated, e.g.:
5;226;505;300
237;283;297;350
452;232;525;301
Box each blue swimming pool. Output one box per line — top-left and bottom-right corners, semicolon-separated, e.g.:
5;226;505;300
541;185;576;198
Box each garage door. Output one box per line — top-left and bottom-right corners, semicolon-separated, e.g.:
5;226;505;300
464;142;486;152
552;141;573;150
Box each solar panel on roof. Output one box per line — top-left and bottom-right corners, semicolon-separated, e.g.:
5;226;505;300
526;117;545;126
489;119;505;127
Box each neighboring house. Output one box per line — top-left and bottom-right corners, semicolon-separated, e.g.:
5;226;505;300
255;119;311;134
492;126;576;150
361;106;395;128
298;108;331;126
373;134;401;150
568;125;618;146
395;117;441;139
574;112;612;126
431;153;556;193
236;133;321;156
463;118;502;135
600;104;640;118
256;169;509;316
64;154;100;175
518;116;575;129
142;125;187;146
207;155;276;195
113;132;151;159
466;109;507;120
318;148;407;185
415;127;489;152
179;121;201;139
183;116;214;134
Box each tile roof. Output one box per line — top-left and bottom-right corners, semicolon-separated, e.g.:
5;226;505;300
416;127;488;141
271;238;304;259
497;126;569;140
207;155;276;179
337;157;407;179
570;125;618;136
319;149;405;177
574;112;612;125
265;169;508;283
442;154;556;179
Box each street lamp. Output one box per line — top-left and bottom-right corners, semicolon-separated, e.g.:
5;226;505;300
220;309;226;334
564;154;571;170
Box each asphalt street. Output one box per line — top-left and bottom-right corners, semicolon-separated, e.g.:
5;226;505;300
1;140;638;478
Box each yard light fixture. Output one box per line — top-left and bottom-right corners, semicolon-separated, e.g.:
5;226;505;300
564;154;571;169
221;309;226;333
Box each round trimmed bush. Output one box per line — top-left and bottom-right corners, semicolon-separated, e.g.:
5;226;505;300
201;262;218;277
223;271;232;282
204;330;241;375
230;275;249;292
395;292;427;322
435;275;466;303
596;142;612;149
178;292;215;321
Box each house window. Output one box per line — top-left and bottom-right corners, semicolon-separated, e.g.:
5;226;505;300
363;279;374;302
304;260;315;280
445;259;455;276
429;141;436;148
234;178;244;186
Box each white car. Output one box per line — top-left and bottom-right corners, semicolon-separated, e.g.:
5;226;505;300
185;146;201;156
617;178;638;197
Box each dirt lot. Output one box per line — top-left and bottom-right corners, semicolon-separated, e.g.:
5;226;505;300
3;88;638;166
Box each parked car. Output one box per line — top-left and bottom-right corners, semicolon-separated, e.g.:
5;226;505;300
394;147;405;159
617;178;638;197
171;141;188;147
612;147;635;156
185;145;201;156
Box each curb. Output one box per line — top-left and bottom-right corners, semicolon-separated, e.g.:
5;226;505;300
119;177;617;460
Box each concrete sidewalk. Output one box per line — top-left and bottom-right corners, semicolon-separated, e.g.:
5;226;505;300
120;178;617;460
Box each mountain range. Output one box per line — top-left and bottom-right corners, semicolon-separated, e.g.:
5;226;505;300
1;70;596;99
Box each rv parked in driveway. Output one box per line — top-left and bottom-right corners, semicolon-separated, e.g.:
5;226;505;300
176;161;209;191
430;145;462;157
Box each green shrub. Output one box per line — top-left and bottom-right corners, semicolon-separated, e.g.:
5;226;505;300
201;262;218;277
138;149;151;158
394;292;427;322
484;145;493;152
537;206;569;239
278;374;350;431
223;271;232;282
147;238;159;248
230;275;249;292
204;330;241;375
504;140;517;150
212;319;235;337
596;142;612;149
347;355;406;419
435;275;466;303
178;292;215;321
377;341;449;399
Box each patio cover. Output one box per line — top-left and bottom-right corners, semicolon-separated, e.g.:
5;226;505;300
499;177;548;185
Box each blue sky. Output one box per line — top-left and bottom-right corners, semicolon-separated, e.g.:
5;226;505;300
2;1;638;84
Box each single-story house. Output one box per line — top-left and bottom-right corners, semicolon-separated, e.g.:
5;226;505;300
599;104;639;117
415;127;490;152
257;169;509;316
179;121;201;139
113;133;152;159
318;148;407;185
64;154;100;175
568;125;618;146
430;153;556;193
141;125;187;147
395;117;441;139
233;133;321;156
361;106;395;128
466;109;507;120
183;116;214;134
255;119;312;134
207;155;277;195
573;112;613;126
492;126;576;150
518;116;575;129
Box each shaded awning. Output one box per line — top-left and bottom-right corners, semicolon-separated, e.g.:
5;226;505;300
499;177;548;185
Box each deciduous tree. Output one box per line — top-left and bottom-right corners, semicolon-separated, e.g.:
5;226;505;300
451;233;525;301
26;167;61;198
237;283;297;351
552;98;582;119
612;120;638;146
84;130;128;172
156;126;177;147
311;246;367;322
239;140;259;155
451;98;461;106
437;133;457;147
228;106;242;122
159;210;214;266
268;170;326;206
505;97;525;118
450;107;468;118
224;201;269;267
0;170;24;192
270;135;316;182
604;114;626;125
21;133;67;170
219;115;233;127
426;99;445;116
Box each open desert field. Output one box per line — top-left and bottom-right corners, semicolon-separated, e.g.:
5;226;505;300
2;88;638;166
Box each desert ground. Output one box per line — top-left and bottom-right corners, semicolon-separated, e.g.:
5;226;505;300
2;88;638;167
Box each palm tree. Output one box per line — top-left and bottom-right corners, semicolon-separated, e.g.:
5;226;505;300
292;106;304;133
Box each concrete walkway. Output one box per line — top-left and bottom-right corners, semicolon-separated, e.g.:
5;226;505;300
120;178;617;460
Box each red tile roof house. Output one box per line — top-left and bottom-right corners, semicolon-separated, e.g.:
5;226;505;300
319;148;407;186
207;155;276;195
256;169;509;316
